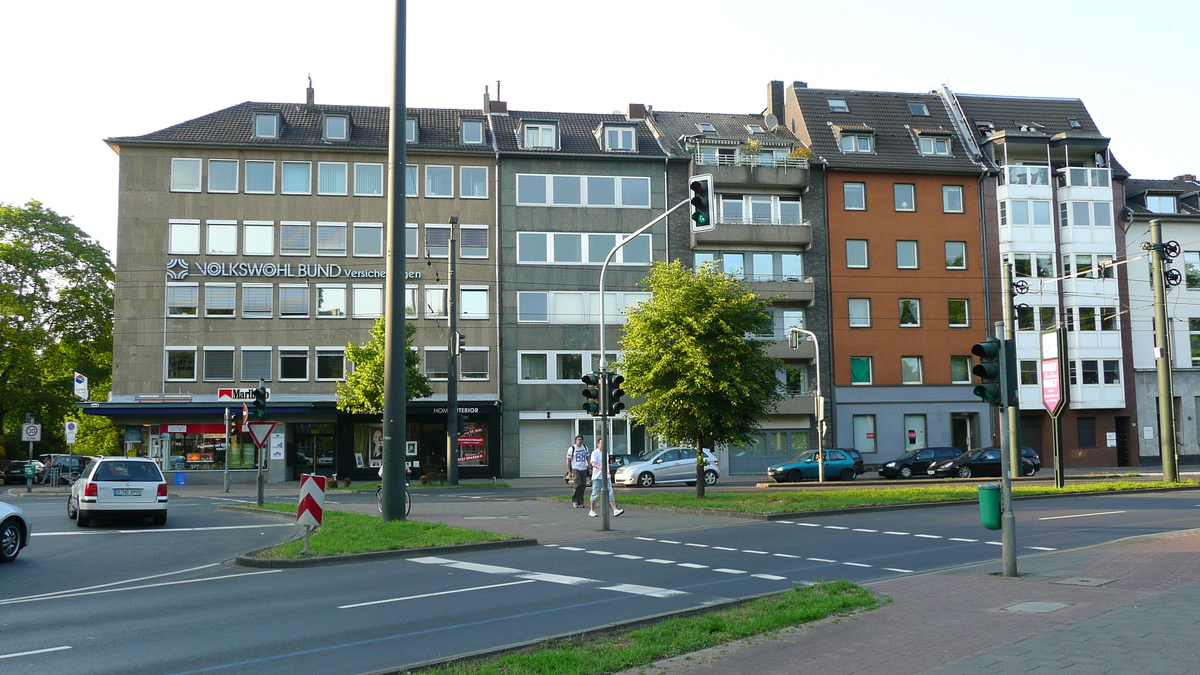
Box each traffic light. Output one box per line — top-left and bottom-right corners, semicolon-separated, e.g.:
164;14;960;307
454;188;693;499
971;338;1003;406
229;414;241;436
688;174;714;232
252;386;267;420
606;373;626;416
581;372;601;416
453;332;466;355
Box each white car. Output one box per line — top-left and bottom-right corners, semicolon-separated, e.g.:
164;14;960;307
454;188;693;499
0;501;30;563
68;457;168;527
613;447;721;487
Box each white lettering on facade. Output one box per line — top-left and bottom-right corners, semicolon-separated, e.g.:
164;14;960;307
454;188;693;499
169;261;421;280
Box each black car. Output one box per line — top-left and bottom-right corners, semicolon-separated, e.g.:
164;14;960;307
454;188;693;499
36;454;94;484
928;447;1037;479
878;446;962;479
1;460;44;485
832;448;866;475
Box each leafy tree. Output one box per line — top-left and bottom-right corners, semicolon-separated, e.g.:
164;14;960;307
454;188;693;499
620;261;782;497
337;318;432;413
0;201;113;458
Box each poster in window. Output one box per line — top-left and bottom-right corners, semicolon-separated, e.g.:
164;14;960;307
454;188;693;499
369;426;383;467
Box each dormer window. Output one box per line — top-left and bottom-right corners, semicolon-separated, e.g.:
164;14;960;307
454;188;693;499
828;99;849;113
919;136;951;156
323;115;349;141
696;122;716;133
604;125;636;152
840;134;873;153
1068;118;1082;129
745;124;765;134
253;113;280;139
1147;195;1177;213
907;102;930;116
461;119;485;144
406;118;417;143
523;123;557;149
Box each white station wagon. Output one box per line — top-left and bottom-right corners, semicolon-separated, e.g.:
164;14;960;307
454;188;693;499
68;457;168;527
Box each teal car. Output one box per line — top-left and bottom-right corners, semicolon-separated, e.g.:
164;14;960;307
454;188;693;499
767;449;859;483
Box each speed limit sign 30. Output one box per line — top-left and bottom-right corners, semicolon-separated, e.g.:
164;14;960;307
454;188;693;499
21;424;42;442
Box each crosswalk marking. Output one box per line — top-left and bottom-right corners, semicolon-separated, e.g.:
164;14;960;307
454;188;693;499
601;584;685;598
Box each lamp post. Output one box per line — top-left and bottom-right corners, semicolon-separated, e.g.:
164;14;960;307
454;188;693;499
788;327;824;482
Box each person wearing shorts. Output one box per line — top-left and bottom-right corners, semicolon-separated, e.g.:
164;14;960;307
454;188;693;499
589;439;623;518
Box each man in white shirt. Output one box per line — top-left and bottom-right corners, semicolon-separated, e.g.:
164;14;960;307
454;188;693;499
589;439;623;518
566;435;590;508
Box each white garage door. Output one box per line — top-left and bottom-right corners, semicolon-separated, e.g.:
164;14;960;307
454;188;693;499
520;419;573;477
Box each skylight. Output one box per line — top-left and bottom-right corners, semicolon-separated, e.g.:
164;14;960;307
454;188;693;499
827;99;849;113
907;102;930;116
696;122;716;133
746;124;765;134
1068;118;1082;129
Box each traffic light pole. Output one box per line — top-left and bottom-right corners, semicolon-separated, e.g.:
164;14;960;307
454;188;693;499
223;407;230;493
446;218;460;486
1150;219;1179;482
787;328;824;481
1000;263;1018;578
256;378;265;506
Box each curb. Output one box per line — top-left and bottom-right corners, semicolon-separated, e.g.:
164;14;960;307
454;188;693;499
235;538;538;569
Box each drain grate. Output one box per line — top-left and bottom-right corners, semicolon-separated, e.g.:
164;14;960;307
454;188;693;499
1053;577;1113;587
1004;601;1070;613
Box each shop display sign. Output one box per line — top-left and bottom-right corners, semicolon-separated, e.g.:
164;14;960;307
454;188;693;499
218;387;271;402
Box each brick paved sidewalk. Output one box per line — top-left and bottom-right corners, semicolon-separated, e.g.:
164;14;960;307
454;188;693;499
619;528;1200;675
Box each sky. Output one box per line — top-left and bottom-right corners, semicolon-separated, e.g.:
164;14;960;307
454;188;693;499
2;0;1197;258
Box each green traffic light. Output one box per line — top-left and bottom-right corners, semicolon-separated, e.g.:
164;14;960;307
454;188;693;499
973;384;1001;401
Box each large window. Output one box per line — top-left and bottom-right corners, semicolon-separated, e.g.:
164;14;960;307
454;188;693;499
206;221;237;255
354;163;384;196
460;288;489;319
899;299;921;327
1003;200;1053;226
317;162;348;195
425;166;453;197
516;174;651;208
517;232;651;265
848;298;871;327
894;184;916;211
850;357;873;385
169;221;200;255
460;167;488;198
245;160;275;194
515;291;649;324
166;349;196;381
204;284;235;318
943;185;963;213
282;162;311;194
353;285;383;318
852;415;876;453
171;158;201;192
520;353;547;381
846;239;868;268
203;348;234;382
518;292;548;322
353;223;383;257
167;284;198;317
208;159;238;193
242;284;272;318
243;222;274;256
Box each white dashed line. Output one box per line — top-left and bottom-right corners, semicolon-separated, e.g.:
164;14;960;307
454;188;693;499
614;554;643;560
1038;510;1126;521
824;525;849;530
586;550;613;556
752;574;787;581
986;541;1003;546
796;522;822;527
844;562;872;568
853;528;878;533
635;537;656;541
685;543;709;548
776;520;794;524
0;645;72;661
542;544;559;547
659;540;681;544
884;567;914;573
807;557;836;563
1027;546;1057;551
772;553;800;558
713;546;738;551
883;531;910;536
715;568;748;574
949;538;978;543
559;546;585;552
743;550;769;555
646;559;675;564
678;563;708;569
914;534;943;539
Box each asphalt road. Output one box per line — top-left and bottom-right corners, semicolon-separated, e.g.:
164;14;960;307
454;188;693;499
1;489;1197;675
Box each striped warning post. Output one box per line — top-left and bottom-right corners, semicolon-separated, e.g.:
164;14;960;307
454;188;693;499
297;474;327;527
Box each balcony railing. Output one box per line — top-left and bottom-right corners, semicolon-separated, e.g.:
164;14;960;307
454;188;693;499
736;274;813;284
716;217;809;227
1058;167;1111;189
693;152;809;169
998;165;1051;186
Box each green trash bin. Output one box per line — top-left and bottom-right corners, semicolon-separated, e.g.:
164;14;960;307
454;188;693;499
979;484;1002;531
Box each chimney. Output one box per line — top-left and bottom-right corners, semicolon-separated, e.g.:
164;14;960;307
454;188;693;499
483;85;490;114
793;81;808;89
489;79;507;114
627;103;646;121
306;75;315;111
1174;174;1197;182
767;81;785;127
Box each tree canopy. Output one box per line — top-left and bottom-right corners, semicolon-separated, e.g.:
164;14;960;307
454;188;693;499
336;318;432;414
619;261;782;496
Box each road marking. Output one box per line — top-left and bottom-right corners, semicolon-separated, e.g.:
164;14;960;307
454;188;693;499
678;563;708;569
517;572;594;585
646;559;675;564
542;544;559;547
807;557;836;563
0;563;221;604
1027;546;1058;551
743;550;769;555
635;536;656;541
684;543;709;548
986;541;1003;546
715;568;747;574
410;558;686;598
824;525;849;530
32;523;295;537
586;550;613;556
949;538;978;542
884;567;914;573
0;646;72;661
914;534;943;539
772;553;800;558
796;522;822;527
752;574;787;581
776;520;794;524
0;570;279;606
614;554;643;560
1038;510;1126;521
844;562;872;568
601;584;685;598
883;531;909;536
853;528;878;533
559;546;585;551
659;539;681;544
712;546;738;551
339;580;535;609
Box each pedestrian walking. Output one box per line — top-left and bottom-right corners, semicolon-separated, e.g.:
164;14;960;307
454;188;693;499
566;435;590;508
589;439;623;518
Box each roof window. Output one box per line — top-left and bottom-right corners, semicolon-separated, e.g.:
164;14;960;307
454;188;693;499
323;115;349;141
253;112;280;139
523;122;557;149
745;124;765;134
907;102;930;116
406;118;417;143
696;122;716;133
461;119;485;145
1068;118;1082;129
827;99;849;113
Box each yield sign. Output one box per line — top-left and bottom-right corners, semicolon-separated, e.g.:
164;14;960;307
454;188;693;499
246;421;277;449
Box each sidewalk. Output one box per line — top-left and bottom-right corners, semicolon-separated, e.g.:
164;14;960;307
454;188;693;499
617;527;1200;675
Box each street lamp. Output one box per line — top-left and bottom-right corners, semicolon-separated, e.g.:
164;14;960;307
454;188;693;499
787;327;825;482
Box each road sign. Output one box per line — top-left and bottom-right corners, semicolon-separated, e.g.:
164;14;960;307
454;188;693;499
297;474;326;527
74;372;89;400
65;420;78;444
1040;330;1065;416
21;424;41;442
246;421;277;449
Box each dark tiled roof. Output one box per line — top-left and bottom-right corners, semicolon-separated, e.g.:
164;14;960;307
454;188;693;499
488;110;668;157
107;102;493;154
791;87;982;174
650;111;801;156
1124;178;1200;215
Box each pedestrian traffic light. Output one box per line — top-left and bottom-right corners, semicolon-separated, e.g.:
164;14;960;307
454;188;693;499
252;386;268;420
581;373;601;416
453;331;466;355
606;373;626;416
688;174;714;232
229;414;241;436
971;338;1003;406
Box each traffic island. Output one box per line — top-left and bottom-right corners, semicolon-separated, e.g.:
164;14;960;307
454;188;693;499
224;502;533;568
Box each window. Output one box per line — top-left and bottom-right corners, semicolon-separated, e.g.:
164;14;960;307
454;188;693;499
899;299;921;327
1017;360;1038;386
316;223;347;256
919;136;951;156
901;356;923;384
166;349;196;381
353;163;384;196
1079;307;1096;331
853;415;876;453
827;99;849;113
460;288;489;319
516;232;650;265
317;285;346;317
405;118;417;142
243;222;273;256
1040;307;1057;331
524;123;556;149
460;167;488;198
948;299;968;327
696;122;716;132
208;159;238;193
1016;305;1034;331
203;348;234;381
846;239;869;268
844;182;866;210
1147;195;1177;213
353;223;383;257
848;299;871;327
280;222;310;256
1100;307;1118;331
951;356;972;384
169;220;200;255
943;185;964;213
556;353;583;381
282;162;312;194
324;115;348;141
279;285;310;318
945;241;966;269
907;101;930;116
520;353;548;380
518;292;548;322
424;226;450;257
425;287;448;318
170;158;201;192
353;285;383;319
896;240;918;269
241;349;271;382
425;166;453;197
1081;360;1099;384
404;286;418;317
1103;360;1121;384
1187;252;1200;289
206;221;236;254
1036;254;1054;278
316;350;345;380
406;224;418;258
460;349;489;380
245;160;275;193
242;284;272;318
1013;253;1032;278
317;162;347;195
782;367;808;395
459;225;488;258
166;284;198;317
405;165;417;197
253;112;279;138
840;134;872;153
894;184;916;211
458;119;485;145
204;284;235;317
279;349;308;380
515;173;651;207
605;126;635;151
850;357;873;385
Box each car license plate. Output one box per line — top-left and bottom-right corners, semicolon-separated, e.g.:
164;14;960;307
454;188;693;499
927;469;936;475
113;488;142;496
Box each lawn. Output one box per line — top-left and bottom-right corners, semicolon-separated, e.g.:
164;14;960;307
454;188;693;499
421;581;878;675
245;502;515;558
327;481;508;491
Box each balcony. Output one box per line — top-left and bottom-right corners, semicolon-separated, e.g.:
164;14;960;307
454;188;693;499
996;165;1053;201
1057;167;1114;203
743;275;815;303
692;152;810;189
764;338;815;360
774;394;816;416
692;219;812;248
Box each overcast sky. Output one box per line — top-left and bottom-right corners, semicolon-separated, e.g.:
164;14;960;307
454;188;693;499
2;0;1196;257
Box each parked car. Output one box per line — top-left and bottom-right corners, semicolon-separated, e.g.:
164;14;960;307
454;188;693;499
927;447;1037;479
0;501;30;563
768;449;860;483
879;447;963;479
36;454;95;485
1;460;45;485
583;454;644;487
838;447;867;476
68;457;168;527
613;447;720;487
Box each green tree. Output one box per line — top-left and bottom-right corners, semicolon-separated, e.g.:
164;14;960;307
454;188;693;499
336;318;432;413
0;201;113;458
620;261;782;497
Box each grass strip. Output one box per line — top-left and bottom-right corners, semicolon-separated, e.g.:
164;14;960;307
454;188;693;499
244;502;514;558
422;580;877;675
327;481;509;491
592;480;1200;514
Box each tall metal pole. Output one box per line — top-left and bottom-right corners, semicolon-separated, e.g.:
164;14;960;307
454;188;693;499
25;413;33;493
255;378;265;507
1150;219;1179;482
789;328;824;481
446;218;460;486
1000;263;1018;577
380;0;409;520
223;406;230;493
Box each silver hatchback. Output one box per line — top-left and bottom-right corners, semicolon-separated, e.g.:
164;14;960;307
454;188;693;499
613;447;721;487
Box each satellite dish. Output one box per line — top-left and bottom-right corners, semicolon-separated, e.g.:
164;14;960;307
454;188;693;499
764;113;779;129
1094;153;1106;167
